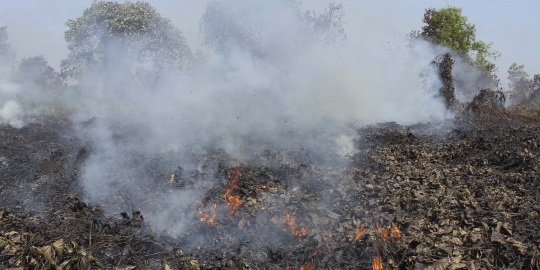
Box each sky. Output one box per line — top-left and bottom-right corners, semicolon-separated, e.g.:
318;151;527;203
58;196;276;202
0;0;538;89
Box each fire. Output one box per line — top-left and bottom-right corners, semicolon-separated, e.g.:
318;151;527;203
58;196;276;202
355;224;366;241
224;194;241;214
391;225;401;239
376;221;390;242
224;168;241;214
198;204;217;225
281;213;309;237
300;262;313;270
278;213;309;237
375;221;401;242
372;243;383;270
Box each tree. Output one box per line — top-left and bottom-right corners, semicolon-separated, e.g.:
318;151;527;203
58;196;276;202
199;0;345;60
61;1;192;84
15;56;63;92
431;53;457;108
421;7;499;73
0;26;15;73
418;7;502;109
508;63;540;107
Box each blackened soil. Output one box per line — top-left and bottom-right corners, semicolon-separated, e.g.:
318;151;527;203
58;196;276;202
1;111;540;269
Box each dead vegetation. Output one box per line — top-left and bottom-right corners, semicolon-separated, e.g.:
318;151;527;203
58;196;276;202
2;108;540;269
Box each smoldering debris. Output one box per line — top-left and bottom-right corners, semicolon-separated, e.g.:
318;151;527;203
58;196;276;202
2;111;540;269
3;0;533;269
61;1;453;236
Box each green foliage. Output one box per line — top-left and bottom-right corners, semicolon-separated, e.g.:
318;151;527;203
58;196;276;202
61;1;192;82
421;7;499;73
470;41;500;72
422;7;475;55
199;0;345;58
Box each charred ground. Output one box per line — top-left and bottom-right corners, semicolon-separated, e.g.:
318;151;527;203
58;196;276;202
1;110;540;269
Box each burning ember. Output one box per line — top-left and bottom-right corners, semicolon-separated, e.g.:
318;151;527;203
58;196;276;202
198;204;217;225
355;224;366;241
273;213;310;237
372;243;383;270
391;225;401;239
375;220;400;242
224;168;242;214
376;221;390;242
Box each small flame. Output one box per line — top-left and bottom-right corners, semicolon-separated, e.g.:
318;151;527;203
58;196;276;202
372;243;383;270
300;262;313;270
225;194;241;214
198;203;217;225
372;254;383;270
391;225;401;239
224;168;241;214
281;213;309;237
355;224;366;241
376;220;390;242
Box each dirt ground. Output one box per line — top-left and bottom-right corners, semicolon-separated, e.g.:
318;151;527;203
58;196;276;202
1;110;540;269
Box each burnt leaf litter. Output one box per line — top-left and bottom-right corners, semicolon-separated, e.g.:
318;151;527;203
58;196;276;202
2;107;540;269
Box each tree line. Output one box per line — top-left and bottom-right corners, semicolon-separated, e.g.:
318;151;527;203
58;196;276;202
0;1;538;114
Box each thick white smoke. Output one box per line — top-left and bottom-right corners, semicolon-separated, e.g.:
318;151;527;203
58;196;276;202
0;61;24;128
66;1;452;237
0;1;466;238
0;99;23;128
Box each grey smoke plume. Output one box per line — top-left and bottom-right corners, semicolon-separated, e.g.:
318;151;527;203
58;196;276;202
66;1;451;237
0;1;461;238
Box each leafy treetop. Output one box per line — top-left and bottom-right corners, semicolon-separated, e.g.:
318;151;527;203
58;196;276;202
62;1;192;81
421;7;499;72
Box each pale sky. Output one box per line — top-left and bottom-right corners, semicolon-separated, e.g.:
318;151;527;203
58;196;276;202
0;0;538;88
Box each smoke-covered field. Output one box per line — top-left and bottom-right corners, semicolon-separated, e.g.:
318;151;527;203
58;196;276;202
1;1;540;269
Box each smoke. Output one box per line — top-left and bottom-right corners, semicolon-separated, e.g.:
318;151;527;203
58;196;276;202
0;0;468;239
62;1;455;238
0;99;23;128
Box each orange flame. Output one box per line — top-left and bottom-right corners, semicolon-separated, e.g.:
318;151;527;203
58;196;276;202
281;213;309;237
372;243;383;270
300;262;313;270
224;168;241;214
355;224;366;241
391;225;401;239
198;203;217;225
225;194;241;214
376;220;390;242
